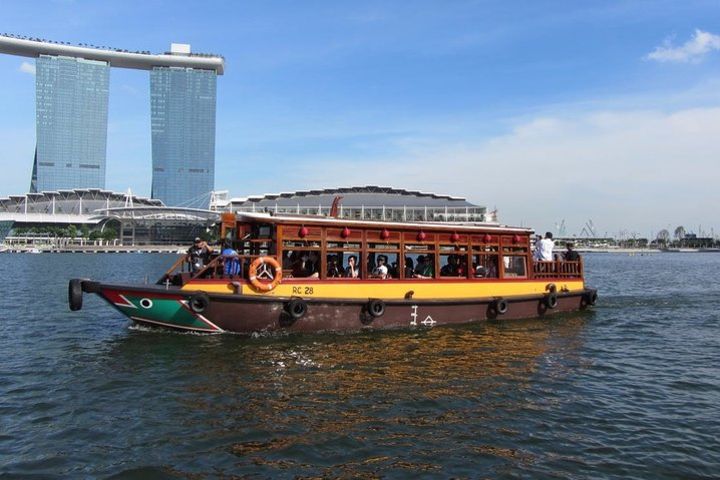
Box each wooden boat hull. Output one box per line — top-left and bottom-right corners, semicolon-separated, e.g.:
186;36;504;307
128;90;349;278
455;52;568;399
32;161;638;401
76;280;597;335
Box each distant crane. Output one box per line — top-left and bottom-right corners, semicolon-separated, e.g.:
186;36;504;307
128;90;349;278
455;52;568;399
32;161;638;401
555;219;566;237
580;219;596;238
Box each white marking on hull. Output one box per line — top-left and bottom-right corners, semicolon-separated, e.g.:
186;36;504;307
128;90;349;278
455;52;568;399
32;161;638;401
114;294;136;308
130;316;220;333
410;305;418;326
177;299;225;332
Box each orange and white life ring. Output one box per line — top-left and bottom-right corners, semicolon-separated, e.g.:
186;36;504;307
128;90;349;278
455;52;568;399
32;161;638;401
248;256;283;291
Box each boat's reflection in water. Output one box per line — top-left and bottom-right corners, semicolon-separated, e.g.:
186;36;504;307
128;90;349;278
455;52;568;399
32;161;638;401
113;314;590;475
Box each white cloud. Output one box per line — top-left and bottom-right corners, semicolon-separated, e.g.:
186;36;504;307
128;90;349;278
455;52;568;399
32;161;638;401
274;105;720;235
19;61;36;75
647;29;720;63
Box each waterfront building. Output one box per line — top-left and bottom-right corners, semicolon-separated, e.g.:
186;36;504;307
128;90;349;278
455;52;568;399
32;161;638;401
32;55;109;192
0;186;489;247
150;65;217;209
215;186;491;223
0;220;12;243
0;189;162;225
0;188;217;246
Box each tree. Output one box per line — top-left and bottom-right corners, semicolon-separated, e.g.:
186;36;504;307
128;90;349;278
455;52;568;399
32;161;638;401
656;229;670;246
101;227;118;242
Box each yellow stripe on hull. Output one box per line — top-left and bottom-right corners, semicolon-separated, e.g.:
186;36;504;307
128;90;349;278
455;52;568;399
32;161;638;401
182;280;585;300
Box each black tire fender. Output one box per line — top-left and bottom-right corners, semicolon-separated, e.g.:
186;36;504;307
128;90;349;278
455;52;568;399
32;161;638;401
544;292;558;309
68;279;83;311
367;299;385;318
585;290;598;306
286;297;308;320
494;298;508;315
189;292;210;313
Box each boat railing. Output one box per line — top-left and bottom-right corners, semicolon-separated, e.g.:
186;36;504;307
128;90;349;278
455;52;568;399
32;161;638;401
532;259;583;279
192;254;225;280
156;253;192;284
183;254;278;283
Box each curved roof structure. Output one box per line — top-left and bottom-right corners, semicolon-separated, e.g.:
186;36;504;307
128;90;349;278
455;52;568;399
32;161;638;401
0;34;224;74
0;189;163;224
90;206;219;225
219;185;491;224
223;185;477;208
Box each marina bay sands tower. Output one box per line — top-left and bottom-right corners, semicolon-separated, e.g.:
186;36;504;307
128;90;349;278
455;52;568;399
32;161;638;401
0;35;224;208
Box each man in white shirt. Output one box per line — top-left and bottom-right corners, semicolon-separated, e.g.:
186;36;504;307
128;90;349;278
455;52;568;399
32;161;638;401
371;255;389;279
539;232;555;261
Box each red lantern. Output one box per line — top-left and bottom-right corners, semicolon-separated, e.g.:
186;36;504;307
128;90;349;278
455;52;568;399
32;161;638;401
483;234;492;243
341;227;351;238
380;228;391;240
513;234;521;244
450;232;460;243
298;226;309;238
417;231;427;241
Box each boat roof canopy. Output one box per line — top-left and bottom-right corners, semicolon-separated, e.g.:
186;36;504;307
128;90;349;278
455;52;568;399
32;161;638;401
232;212;533;234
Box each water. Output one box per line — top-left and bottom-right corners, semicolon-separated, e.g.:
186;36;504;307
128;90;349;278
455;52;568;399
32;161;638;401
1;253;719;479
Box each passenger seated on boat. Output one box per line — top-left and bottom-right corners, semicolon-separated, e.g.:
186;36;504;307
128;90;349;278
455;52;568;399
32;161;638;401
458;255;468;277
187;237;212;273
283;251;296;271
474;257;498;278
414;255;425;277
371;255;389;279
327;256;343;278
415;255;434;278
221;241;241;278
486;259;498;278
440;255;459;277
292;251;319;278
290;252;303;277
309;252;320;278
344;255;359;278
389;261;399;279
404;257;415;278
563;242;580;261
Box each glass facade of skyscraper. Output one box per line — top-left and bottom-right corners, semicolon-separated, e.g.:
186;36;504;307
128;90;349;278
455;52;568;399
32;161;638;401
150;67;216;208
32;55;109;192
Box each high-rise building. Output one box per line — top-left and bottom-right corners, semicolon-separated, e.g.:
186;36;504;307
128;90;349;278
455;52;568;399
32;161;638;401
0;35;224;203
32;55;109;192
150;66;217;208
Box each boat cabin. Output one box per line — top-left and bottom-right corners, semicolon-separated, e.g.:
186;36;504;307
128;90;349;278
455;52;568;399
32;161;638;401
163;212;582;287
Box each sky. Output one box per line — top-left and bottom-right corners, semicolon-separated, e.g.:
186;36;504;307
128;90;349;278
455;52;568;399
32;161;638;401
1;0;720;238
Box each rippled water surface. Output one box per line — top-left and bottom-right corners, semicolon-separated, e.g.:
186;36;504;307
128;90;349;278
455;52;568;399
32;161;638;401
1;253;719;479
